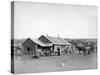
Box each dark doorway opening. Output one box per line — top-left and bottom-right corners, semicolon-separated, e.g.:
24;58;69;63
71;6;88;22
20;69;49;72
26;47;33;55
57;47;60;56
27;47;31;52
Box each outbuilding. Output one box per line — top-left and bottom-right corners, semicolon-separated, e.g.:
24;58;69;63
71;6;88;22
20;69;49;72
22;38;37;56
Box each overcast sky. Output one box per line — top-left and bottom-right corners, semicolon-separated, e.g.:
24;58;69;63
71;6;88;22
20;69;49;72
14;1;98;39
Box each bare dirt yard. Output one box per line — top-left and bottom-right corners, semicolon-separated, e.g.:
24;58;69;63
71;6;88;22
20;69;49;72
14;54;97;74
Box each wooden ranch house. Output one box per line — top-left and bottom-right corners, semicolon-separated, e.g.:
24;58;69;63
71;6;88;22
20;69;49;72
21;35;71;56
39;35;71;56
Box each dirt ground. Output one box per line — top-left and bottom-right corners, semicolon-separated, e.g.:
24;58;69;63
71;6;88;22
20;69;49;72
14;54;97;74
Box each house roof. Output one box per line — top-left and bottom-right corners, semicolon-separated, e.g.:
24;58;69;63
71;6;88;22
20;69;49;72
31;38;53;47
43;35;71;45
13;38;53;47
13;35;71;47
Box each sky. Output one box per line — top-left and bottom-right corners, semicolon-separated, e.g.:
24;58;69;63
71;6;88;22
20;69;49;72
14;1;98;39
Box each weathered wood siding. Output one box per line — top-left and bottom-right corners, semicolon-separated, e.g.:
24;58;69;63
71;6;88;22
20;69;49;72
22;38;36;56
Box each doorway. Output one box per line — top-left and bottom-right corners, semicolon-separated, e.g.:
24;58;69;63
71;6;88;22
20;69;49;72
57;47;60;56
27;47;31;52
27;47;33;55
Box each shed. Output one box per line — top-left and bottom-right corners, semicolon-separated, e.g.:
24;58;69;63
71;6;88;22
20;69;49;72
22;38;37;56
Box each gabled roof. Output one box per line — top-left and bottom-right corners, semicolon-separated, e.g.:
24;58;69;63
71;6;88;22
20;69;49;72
43;35;71;45
14;38;53;47
13;35;71;47
31;38;53;47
